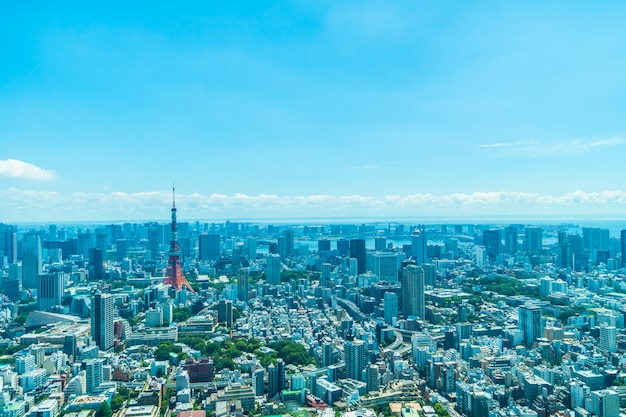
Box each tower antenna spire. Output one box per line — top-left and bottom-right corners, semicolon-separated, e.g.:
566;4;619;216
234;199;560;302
172;182;176;208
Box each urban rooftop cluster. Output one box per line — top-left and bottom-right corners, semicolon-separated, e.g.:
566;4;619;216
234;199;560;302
1;207;626;417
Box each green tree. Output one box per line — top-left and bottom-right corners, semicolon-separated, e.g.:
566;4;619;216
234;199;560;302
111;394;126;412
96;401;113;417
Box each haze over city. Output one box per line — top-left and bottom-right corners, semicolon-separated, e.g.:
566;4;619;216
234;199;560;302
2;2;626;222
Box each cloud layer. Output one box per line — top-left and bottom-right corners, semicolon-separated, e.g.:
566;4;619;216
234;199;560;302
2;188;626;223
478;137;626;157
0;159;57;181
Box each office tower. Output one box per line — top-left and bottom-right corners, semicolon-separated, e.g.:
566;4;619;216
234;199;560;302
344;339;368;381
164;187;194;292
372;253;399;283
15;354;36;375
37;272;65;312
524;227;543;256
146;308;163;327
337;239;349;256
4;276;20;302
237;267;250;302
321;263;332;288
518;303;543;346
217;299;233;328
589;390;619;417
383;292;398;326
504;226;518;254
621;230;626;268
22;233;42;289
318;239;331;253
245;237;257;259
423;263;437;287
366;364;380;392
63;335;77;359
600;325;617;353
267;363;279;398
558;232;572;269
91;293;114;351
321;341;334;367
85;358;104;394
570;381;591;409
89;248;105;280
199;233;221;261
116;239;128;262
411;228;428;264
374;237;387;251
482;230;500;261
77;232;92;260
402;265;425;319
2;225;17;264
266;253;282;284
281;229;294;258
349;239;366;274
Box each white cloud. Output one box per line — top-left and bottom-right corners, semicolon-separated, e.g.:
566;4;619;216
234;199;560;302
0;159;57;180
2;188;626;223
478;136;625;157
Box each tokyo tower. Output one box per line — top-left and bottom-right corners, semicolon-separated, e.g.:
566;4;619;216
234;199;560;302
163;186;194;292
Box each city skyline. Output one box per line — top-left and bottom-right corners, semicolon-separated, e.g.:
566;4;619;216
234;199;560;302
2;2;626;222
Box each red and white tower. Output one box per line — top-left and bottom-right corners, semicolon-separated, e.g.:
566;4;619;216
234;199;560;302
163;186;194;292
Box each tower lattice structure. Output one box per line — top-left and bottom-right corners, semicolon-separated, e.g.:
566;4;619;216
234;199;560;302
163;187;194;292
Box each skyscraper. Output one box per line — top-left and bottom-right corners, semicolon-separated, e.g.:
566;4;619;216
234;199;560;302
524;227;543;256
411;228;428;265
600;325;617;353
37;272;65;312
199;233;221;261
22;233;42;289
402;265;425;319
482;230;500;261
349;239;366;275
266;253;282;284
344;339;368;381
621;229;626;268
504;226;518;254
518;303;543;346
383;292;398;326
237;267;250;302
91;293;114;351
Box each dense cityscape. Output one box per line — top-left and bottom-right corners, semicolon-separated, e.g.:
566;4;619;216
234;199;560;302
1;194;625;417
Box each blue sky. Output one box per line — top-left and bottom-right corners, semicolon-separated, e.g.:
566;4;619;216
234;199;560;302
2;1;626;222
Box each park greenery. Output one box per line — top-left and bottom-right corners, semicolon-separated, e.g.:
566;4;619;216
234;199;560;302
474;274;540;298
154;336;315;370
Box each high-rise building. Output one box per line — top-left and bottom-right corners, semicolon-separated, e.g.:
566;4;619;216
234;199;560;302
344;339;368;381
621;230;626;268
116;239;128;262
372;253;399;283
89;248;105;280
199;234;221;261
85;358;104;394
337;239;349;257
524;227;543;256
266;253;282;284
2;225;17;264
383;292;398;326
600;325;617;353
321;341;334;367
558;232;572;269
402;265;425;319
91;293;114;351
374;237;387;251
411;228;428;265
37;272;65;312
349;239;367;274
518;303;543;346
22;233;42;289
321;263;332;288
217;299;233;328
482;230;500;261
237;267;250;302
589;389;619;417
366;364;380;393
504;226;518;254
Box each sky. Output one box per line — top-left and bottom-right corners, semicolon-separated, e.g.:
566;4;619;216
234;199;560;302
2;1;626;223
